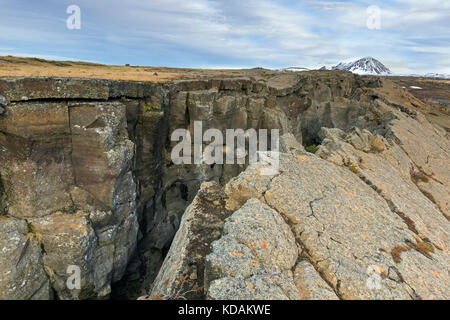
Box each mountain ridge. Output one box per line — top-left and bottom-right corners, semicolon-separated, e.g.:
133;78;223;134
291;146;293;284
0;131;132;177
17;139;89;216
332;57;392;75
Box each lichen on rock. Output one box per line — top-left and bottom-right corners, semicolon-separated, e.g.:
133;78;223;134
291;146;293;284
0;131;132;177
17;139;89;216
0;72;449;300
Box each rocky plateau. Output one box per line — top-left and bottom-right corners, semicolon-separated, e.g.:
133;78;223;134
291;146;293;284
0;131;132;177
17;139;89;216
0;70;448;300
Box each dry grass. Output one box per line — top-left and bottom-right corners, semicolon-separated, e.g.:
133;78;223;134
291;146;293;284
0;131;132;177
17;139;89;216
374;77;450;131
388;76;450;102
0;55;252;83
0;56;178;82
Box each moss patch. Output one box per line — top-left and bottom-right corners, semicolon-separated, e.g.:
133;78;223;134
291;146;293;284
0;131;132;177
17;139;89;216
143;104;162;113
25;220;36;234
349;164;359;174
305;144;319;154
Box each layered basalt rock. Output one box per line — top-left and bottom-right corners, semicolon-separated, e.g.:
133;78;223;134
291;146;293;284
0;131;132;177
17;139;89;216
0;88;139;299
0;71;448;300
148;74;449;300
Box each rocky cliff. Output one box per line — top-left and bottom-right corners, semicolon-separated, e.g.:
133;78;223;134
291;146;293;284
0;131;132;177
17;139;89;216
0;71;448;300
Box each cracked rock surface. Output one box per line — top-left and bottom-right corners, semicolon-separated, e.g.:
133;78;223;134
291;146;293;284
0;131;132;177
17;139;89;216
148;73;448;300
154;129;448;299
206;198;299;300
1;73;449;300
201;149;449;299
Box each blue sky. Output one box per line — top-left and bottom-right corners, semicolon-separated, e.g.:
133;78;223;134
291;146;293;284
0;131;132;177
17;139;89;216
0;0;449;73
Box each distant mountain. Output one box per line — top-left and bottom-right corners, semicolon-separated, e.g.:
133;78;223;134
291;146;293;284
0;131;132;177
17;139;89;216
332;57;391;75
393;72;450;79
282;67;310;72
280;58;448;79
423;73;450;79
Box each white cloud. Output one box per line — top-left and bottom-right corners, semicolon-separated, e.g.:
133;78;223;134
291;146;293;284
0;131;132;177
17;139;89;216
0;51;81;61
0;0;448;73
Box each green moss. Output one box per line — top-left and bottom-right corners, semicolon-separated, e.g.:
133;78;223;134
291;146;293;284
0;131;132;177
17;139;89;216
305;144;319;154
25;220;36;234
143;104;162;113
349;164;359;174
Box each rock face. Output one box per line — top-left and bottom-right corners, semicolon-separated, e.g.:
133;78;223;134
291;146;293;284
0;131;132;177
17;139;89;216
157;150;448;300
1;71;449;300
0;80;142;299
0;95;7;114
149;73;449;300
148;181;231;299
205;198;300;300
0;217;51;300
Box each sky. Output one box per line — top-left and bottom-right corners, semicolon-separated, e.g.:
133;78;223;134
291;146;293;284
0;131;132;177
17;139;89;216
0;0;449;74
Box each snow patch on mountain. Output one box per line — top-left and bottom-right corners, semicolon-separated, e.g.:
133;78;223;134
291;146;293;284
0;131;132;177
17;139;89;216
281;67;310;72
332;57;391;75
423;73;450;79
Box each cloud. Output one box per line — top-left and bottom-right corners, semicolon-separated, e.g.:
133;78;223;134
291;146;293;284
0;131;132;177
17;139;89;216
0;0;448;73
0;51;82;61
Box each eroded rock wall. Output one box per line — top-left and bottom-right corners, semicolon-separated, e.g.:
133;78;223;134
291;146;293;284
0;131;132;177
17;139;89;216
0;81;141;299
1;71;448;300
148;74;449;300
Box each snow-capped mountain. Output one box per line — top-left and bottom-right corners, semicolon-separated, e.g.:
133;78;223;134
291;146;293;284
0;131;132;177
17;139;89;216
392;72;450;79
281;57;448;78
332;57;391;75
